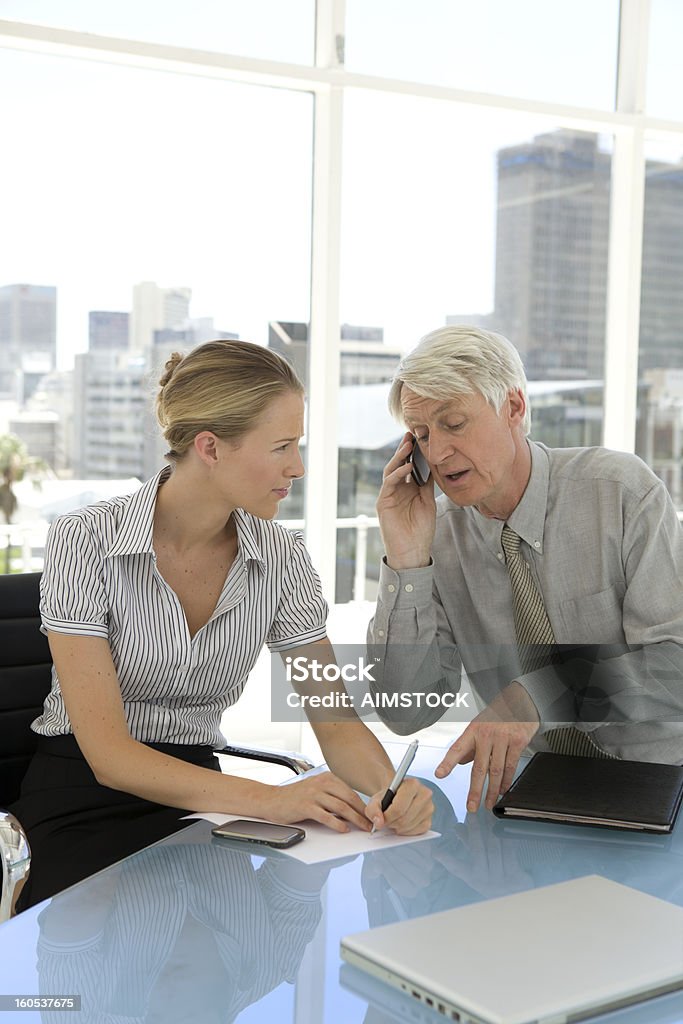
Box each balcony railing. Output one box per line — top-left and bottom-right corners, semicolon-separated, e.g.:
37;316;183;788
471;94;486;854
5;510;681;593
0;516;381;600
0;522;49;573
280;515;380;602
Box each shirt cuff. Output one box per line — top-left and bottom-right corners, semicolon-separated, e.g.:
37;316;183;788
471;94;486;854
517;664;577;729
260;860;324;902
378;558;434;609
267;624;328;653
40;616;109;639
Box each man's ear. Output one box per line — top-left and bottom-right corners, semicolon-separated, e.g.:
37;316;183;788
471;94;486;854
507;388;526;428
194;431;220;465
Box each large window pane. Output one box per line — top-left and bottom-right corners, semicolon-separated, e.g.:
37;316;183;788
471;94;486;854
635;139;683;507
345;0;619;110
0;0;315;64
336;91;611;603
647;0;683;121
0;45;312;751
0;48;312;541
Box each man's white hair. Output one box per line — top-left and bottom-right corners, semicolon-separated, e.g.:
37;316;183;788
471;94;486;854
388;325;531;435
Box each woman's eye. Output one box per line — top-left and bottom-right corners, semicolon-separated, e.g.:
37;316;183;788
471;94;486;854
448;422;465;432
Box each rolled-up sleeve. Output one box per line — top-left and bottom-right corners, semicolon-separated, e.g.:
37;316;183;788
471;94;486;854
266;532;328;651
40;515;109;639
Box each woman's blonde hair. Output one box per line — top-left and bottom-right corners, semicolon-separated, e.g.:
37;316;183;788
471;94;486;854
156;339;303;461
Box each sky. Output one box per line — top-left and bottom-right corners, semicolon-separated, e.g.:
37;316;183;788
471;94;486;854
1;0;681;369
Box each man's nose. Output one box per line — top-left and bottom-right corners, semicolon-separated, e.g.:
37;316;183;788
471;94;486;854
427;430;455;464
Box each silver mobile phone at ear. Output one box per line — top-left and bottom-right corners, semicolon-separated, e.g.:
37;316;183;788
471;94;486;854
409;436;431;486
211;819;306;848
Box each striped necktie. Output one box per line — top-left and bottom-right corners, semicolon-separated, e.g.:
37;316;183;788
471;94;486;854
500;524;613;758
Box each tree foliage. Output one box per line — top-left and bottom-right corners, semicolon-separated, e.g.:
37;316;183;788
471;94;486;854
0;433;45;524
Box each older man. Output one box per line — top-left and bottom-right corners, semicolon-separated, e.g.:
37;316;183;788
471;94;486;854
368;325;683;813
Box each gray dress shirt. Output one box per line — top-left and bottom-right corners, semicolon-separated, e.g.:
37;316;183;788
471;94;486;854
368;442;683;764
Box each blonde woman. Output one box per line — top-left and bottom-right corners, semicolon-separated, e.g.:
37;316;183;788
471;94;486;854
14;340;432;910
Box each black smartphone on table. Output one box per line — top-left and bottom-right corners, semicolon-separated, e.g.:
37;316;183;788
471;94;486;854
409;435;431;486
211;819;306;848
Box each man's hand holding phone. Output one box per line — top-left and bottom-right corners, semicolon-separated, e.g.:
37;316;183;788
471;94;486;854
376;432;436;571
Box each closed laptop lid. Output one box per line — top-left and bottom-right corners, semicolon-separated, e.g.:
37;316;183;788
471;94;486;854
341;875;683;1024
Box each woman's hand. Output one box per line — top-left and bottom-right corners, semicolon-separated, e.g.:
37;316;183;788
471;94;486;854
261;772;373;833
366;778;435;835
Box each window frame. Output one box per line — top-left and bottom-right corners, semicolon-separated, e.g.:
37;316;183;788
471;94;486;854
1;0;681;594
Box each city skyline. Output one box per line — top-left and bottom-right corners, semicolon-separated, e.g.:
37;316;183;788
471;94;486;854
0;28;645;373
5;124;683;388
4;118;682;515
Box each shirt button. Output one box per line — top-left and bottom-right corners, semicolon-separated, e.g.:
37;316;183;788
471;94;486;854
377;629;385;637
497;552;504;561
405;584;414;593
534;540;541;549
387;584;396;593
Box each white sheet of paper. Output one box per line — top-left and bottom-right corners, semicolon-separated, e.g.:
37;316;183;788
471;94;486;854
184;760;439;863
182;811;439;864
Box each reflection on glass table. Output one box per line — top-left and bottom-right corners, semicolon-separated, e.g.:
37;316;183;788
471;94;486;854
1;743;683;1024
33;834;330;1024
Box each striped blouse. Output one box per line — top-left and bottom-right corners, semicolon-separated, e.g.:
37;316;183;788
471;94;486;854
33;467;328;746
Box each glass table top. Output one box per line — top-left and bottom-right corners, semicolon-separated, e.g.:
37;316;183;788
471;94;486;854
2;743;683;1024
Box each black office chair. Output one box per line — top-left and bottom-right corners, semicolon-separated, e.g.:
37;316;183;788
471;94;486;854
0;572;46;920
0;571;313;921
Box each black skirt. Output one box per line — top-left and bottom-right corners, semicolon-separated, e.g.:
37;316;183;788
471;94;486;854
11;734;220;912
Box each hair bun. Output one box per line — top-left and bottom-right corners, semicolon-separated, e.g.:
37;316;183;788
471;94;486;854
158;352;184;389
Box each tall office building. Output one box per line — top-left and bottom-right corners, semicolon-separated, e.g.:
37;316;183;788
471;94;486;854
494;130;611;381
639;159;683;372
8;410;60;471
88;311;130;352
268;321;402;387
493;130;683;381
0;284;57;400
130;282;192;354
268;321;308;383
25;368;74;473
492;130;683;488
635;162;683;494
72;351;147;479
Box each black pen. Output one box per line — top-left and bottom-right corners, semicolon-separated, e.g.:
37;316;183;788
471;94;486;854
371;740;419;834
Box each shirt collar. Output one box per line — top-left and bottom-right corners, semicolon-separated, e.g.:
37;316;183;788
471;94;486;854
105;467;268;573
452;440;549;554
105;467;169;558
231;507;267;574
505;440;549;552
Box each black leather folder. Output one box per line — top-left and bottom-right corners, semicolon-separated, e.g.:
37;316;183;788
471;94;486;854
493;752;683;833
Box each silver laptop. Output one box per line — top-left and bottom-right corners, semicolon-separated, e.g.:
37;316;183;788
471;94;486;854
340;875;683;1024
